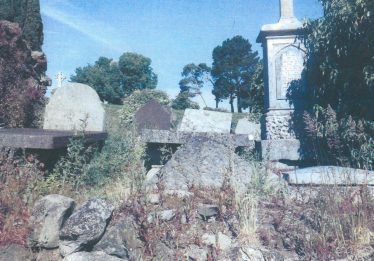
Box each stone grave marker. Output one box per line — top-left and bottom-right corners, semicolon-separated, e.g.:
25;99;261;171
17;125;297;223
178;109;232;134
43;82;105;132
234;118;260;140
135;100;171;130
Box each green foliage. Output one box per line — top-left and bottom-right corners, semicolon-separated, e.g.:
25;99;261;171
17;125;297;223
179;63;211;94
238;63;264;113
120;89;170;125
211;35;263;113
50;135;97;190
118;52;158;95
71;52;158;104
171;91;200;110
71;57;124;104
304;0;374;120
86;130;145;190
304;105;374;170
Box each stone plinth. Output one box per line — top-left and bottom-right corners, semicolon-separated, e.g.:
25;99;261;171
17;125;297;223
141;129;255;148
257;0;307;161
0;128;107;149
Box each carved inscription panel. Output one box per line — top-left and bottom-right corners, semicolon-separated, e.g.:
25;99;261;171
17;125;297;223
275;46;305;100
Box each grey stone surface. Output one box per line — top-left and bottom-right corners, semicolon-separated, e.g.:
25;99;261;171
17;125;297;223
259;0;302;33
185;244;208;261
28;194;75;249
179;109;232;133
94;216;145;261
34;249;62;261
0;244;31;261
238;247;265;261
201;232;233;250
260;139;301;161
141;129;255;148
135;100;171;130
0;128;107;149
158;137;254;196
59;198;114;257
283;166;374;186
43;83;105;132
234;119;260;140
197;204;219;220
62;251;124;261
147;209;176;223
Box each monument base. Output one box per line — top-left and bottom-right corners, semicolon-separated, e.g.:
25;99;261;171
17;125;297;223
257;139;301;161
262;110;296;140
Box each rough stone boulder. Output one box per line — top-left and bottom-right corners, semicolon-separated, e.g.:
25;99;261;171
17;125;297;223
94;215;145;260
59;198;114;257
0;244;31;261
28;194;75;249
157;137;253;195
62;251;124;261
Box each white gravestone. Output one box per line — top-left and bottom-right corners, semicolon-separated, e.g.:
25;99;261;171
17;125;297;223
43;83;105;132
179;109;232;134
234;119;260;140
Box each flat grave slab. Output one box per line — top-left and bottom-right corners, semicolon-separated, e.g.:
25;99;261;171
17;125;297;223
0;128;107;149
179;109;232;133
141;129;254;148
283;166;374;186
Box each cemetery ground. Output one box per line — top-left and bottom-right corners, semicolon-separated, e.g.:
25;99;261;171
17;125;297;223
1;98;374;261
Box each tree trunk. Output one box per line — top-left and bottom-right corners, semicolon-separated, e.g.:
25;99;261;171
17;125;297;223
215;99;219;109
230;95;234;113
237;96;242;113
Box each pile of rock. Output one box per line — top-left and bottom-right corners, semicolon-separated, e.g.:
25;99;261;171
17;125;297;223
26;195;137;261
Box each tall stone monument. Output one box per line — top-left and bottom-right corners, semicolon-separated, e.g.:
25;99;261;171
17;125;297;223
257;0;307;161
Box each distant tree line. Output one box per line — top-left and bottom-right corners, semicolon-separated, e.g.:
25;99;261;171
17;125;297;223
71;53;157;104
174;35;264;113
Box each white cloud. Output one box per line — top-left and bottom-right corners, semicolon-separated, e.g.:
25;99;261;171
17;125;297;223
41;2;125;53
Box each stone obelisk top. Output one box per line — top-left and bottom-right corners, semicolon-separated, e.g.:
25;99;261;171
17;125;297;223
280;0;295;20
257;0;302;38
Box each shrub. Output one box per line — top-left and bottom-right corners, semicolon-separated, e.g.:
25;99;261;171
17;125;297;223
270;185;374;259
49;135;97;191
120;89;170;125
171;91;200;110
0;148;45;246
303;105;374;170
0;21;48;127
304;0;374;120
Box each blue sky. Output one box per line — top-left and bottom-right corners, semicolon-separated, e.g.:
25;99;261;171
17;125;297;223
41;0;323;109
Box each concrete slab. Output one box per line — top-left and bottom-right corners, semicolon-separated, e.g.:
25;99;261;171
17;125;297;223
141;129;254;148
0;128;107;149
283;166;374;186
259;139;301;161
178;109;232;133
234;119;260;139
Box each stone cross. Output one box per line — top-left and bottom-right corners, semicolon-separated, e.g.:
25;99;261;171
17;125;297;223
55;72;66;88
280;0;295;19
